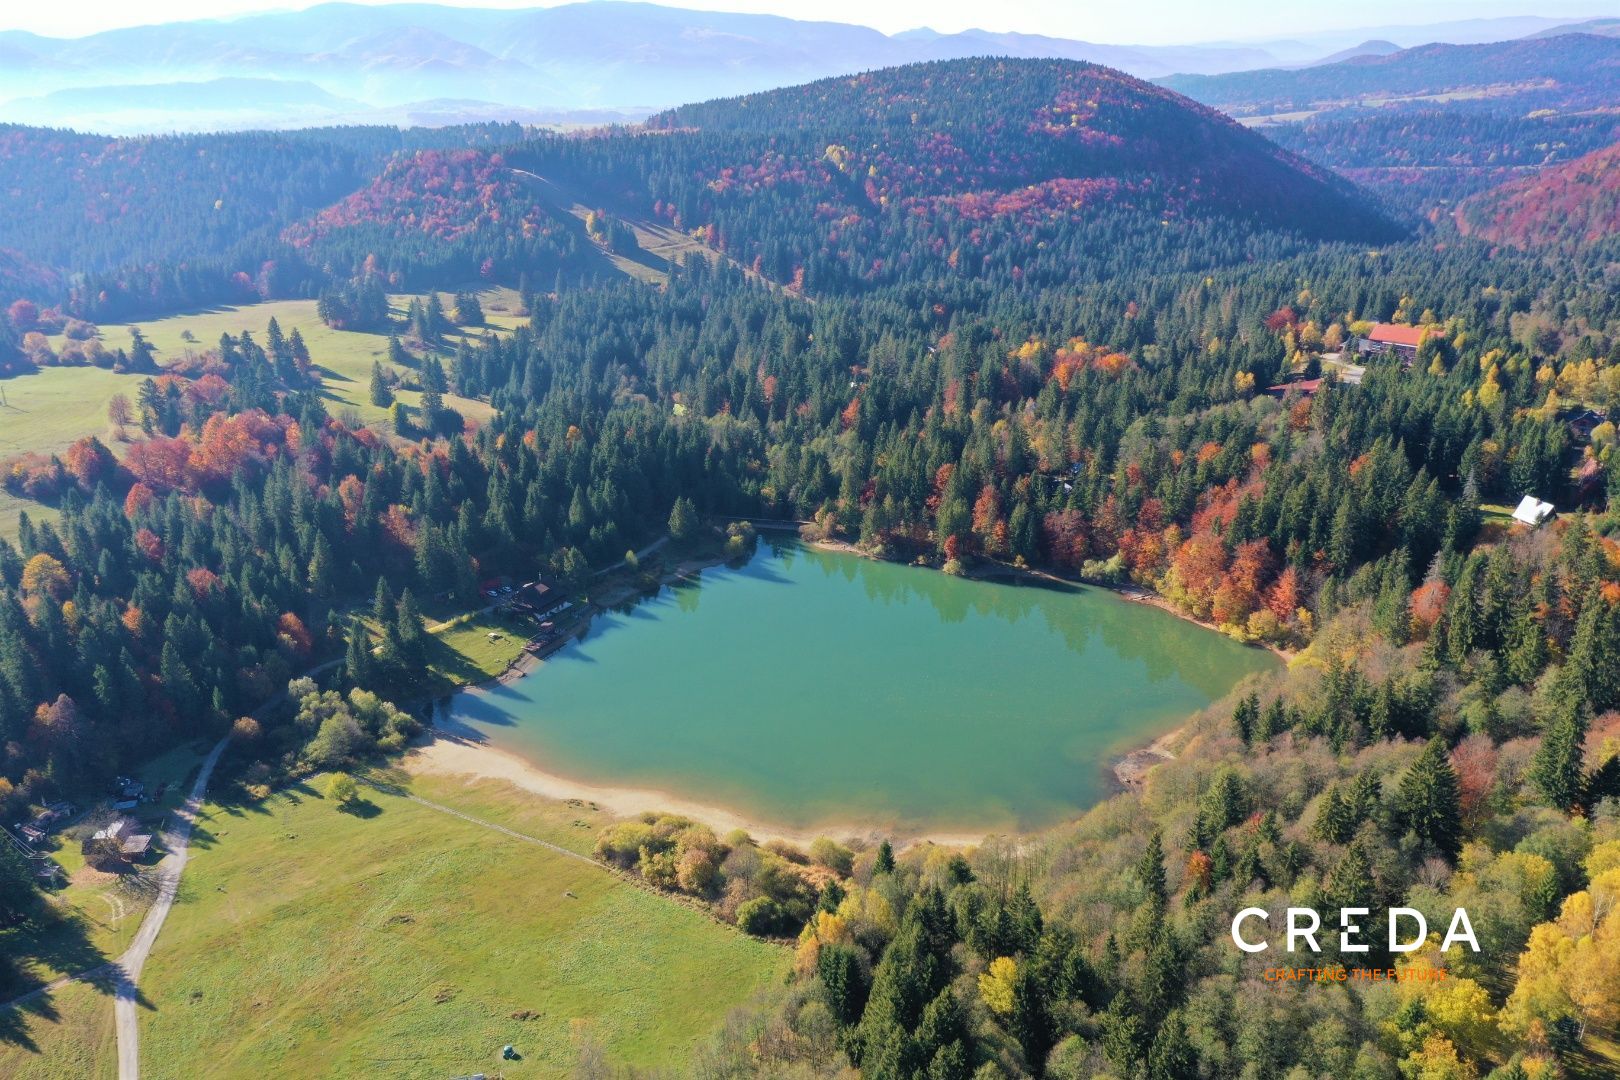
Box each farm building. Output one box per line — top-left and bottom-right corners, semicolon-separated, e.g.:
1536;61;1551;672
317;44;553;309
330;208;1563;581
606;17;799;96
85;817;154;864
1356;323;1427;362
1265;378;1322;398
1569;409;1608;441
1511;495;1555;527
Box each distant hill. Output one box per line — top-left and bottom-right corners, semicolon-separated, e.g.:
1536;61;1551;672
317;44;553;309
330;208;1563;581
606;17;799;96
1160;34;1620;117
1523;17;1620;40
1456;141;1620;250
512;58;1401;296
1;78;360;129
1306;40;1399;67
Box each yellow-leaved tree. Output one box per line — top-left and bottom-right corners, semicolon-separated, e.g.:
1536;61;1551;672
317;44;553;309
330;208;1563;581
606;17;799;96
1503;842;1620;1043
978;956;1017;1016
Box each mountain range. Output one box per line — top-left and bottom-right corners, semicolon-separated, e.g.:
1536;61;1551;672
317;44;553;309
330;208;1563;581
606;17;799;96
1159;33;1620;118
1;2;1617;134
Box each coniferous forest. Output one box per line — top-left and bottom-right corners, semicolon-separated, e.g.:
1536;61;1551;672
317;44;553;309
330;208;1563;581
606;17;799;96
2;53;1620;1080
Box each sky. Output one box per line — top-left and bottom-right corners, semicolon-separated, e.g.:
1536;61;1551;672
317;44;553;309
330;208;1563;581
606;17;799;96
5;0;1616;44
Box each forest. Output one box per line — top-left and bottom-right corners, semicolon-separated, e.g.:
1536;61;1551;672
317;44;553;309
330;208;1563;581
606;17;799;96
1;53;1619;1079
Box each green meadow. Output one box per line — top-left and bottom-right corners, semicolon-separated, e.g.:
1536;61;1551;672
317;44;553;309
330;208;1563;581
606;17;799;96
2;769;786;1079
131;771;787;1078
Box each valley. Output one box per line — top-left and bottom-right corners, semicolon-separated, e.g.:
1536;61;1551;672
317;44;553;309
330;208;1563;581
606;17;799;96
1;24;1619;1080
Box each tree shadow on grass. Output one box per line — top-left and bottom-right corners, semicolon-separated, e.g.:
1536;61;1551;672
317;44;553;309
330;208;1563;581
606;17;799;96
420;631;504;693
0;906;119;1048
337;798;382;819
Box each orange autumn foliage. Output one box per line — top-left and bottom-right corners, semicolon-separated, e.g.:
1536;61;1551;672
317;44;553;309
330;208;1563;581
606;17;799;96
276;613;313;658
1411;580;1452;635
186;567;220;598
134;528;165;562
124;482;157;517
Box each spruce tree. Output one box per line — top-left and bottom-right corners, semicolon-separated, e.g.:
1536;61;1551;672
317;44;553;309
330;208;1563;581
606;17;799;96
1531;700;1588;812
667;495;697;543
1398;737;1463;862
1137;830;1167;907
369;360;393;407
344;617;372;688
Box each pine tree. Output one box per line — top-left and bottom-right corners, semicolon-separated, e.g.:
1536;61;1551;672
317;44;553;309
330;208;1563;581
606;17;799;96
1232;692;1258;745
1311;785;1355;844
1565;587;1620;713
344;617;373;688
396;588;425;664
1137;830;1166;906
420;356;447;420
369;360;393;407
817;942;866;1025
1530;700;1588;812
1321;838;1375;913
874;839;896;875
668;496;698;543
1398;737;1463;862
1146;1011;1196;1080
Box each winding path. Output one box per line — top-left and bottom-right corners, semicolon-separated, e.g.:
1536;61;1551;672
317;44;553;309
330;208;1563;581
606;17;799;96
111;733;230;1080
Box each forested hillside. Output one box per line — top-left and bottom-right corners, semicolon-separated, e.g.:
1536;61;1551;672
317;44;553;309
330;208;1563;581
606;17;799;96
1165;35;1620;218
1;54;1620;1079
521;59;1398;296
1266;110;1620;215
1457;141;1620;252
0;122;527;319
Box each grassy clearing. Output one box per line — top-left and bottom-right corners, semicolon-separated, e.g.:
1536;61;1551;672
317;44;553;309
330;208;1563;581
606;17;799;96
0;287;523;541
0;365;156;461
137;771;786;1078
342;601;532;696
45;288;520;430
0;494;57;544
420;611;530;692
1;285;513;456
0;975;118;1080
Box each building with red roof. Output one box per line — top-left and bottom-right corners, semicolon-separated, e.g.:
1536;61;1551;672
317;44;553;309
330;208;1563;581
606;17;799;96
1356;323;1428;362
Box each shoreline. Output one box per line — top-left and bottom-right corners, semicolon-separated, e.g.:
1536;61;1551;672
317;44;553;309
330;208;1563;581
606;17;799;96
800;533;1296;663
427;527;1275;843
1111;722;1191;790
408;715;988;850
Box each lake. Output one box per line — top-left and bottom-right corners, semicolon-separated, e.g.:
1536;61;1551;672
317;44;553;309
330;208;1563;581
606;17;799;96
444;539;1279;835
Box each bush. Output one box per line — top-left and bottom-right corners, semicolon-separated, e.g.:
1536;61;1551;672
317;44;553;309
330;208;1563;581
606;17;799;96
736;896;786;936
809;837;855;875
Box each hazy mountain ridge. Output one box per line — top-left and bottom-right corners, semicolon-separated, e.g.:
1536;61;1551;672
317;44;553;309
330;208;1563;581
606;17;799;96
3;2;1605;135
1160;33;1620;117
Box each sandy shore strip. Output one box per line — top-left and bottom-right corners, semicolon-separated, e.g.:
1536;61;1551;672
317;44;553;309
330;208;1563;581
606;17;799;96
406;717;989;851
1111;723;1190;790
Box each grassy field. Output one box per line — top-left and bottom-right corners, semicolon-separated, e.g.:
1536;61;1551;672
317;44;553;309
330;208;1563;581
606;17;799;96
0;975;118;1080
419;610;530;693
42;287;523;432
133;770;786;1078
0;494;57;545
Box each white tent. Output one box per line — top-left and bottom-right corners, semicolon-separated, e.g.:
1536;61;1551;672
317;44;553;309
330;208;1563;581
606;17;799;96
1511;495;1554;527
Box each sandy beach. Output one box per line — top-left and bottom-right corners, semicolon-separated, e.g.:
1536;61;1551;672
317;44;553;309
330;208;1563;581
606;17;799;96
407;713;989;851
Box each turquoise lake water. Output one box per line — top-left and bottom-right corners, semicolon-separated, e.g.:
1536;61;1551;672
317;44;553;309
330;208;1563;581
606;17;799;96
445;539;1278;834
